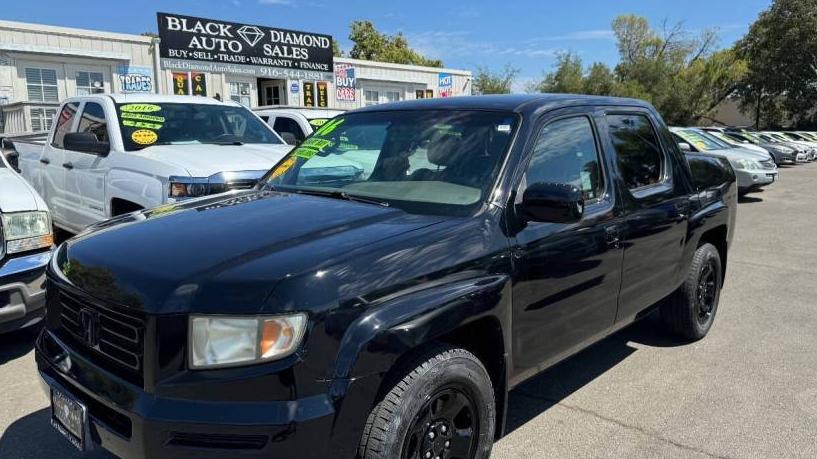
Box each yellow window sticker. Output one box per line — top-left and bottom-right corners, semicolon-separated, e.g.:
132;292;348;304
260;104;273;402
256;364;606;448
121;112;166;123
123;119;163;130
120;104;162;113
271;157;296;179
131;129;158;145
309;118;329;127
314;118;344;136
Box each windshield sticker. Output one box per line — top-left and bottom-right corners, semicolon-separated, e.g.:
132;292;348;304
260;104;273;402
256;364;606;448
131;129;158;145
121;112;166;123
294;148;319;160
271;157;296;179
314;118;345;137
497;124;511;132
309;118;329;127
123;119;163;130
120;103;162;113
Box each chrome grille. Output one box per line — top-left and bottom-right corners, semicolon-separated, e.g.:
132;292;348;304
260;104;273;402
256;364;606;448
59;290;145;372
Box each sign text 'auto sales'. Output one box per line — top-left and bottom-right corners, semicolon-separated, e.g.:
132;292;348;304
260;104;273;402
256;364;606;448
157;13;334;73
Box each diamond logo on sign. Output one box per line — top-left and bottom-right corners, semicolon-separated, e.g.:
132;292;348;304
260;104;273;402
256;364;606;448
237;25;264;47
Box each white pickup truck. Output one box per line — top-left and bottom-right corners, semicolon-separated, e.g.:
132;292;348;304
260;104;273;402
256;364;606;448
255;106;344;146
12;94;291;233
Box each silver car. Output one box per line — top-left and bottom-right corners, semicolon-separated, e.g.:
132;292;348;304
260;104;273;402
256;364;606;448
671;127;778;195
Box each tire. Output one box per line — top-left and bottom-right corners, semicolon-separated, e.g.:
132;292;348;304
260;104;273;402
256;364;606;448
660;243;722;340
358;345;495;459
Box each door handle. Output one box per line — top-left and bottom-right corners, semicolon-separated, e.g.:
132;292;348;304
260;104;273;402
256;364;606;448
605;225;621;248
62;162;74;170
39;158;50;165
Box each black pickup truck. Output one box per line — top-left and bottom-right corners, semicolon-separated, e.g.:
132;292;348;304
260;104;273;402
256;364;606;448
36;95;736;459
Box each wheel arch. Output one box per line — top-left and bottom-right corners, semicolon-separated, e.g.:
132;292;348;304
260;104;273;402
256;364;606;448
698;225;728;285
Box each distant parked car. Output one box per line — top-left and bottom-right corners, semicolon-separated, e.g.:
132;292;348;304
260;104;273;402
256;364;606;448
771;132;817;161
0;149;53;333
702;127;791;165
715;131;797;165
671;127;778;195
752;132;810;162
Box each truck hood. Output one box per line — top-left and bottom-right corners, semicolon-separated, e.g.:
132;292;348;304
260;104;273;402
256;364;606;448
0;168;47;213
134;143;292;177
57;191;446;314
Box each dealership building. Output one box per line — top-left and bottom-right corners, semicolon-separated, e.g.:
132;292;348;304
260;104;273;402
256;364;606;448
0;16;472;134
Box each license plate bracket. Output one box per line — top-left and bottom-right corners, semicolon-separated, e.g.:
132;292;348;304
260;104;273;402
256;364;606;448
50;387;87;451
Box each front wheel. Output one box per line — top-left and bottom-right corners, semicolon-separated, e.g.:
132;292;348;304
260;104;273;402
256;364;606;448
660;242;723;340
358;345;495;459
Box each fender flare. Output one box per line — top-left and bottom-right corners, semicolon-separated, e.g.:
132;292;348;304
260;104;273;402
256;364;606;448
105;168;166;216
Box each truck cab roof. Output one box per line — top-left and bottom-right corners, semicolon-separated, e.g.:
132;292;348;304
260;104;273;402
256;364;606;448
61;93;242;107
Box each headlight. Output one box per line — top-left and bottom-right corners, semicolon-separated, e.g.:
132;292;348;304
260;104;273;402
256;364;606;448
729;158;761;170
169;177;210;199
190;313;307;369
1;211;53;255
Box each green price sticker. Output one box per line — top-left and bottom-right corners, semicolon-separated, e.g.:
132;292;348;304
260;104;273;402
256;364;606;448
120;104;162;113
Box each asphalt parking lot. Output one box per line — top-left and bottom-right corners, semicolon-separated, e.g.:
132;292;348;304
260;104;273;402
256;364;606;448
1;163;816;459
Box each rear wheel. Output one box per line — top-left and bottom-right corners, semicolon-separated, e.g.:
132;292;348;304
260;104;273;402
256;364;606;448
660;243;722;340
358;345;495;459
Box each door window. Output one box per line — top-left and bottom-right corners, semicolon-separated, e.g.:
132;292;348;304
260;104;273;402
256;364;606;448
51;102;79;149
273;117;306;143
607;114;664;190
77;102;109;143
76;71;105;95
25;68;59;102
525;116;603;201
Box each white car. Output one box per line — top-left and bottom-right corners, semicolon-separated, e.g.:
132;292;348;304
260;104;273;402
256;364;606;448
12;94;292;234
0;149;53;333
255;106;344;146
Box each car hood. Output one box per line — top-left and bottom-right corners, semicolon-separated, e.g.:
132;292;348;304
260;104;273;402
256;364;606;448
56;191;447;314
134;143;292;177
713;147;771;162
0;168;47;213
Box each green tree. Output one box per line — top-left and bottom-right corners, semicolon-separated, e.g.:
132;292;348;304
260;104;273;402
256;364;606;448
347;21;442;67
529;15;746;125
528;52;584;93
472;65;519;95
332;40;343;57
582;62;617;95
736;0;817;127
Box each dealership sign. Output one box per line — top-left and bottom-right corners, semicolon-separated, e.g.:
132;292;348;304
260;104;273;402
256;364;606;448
118;65;153;93
438;73;453;98
335;64;356;102
157;12;334;77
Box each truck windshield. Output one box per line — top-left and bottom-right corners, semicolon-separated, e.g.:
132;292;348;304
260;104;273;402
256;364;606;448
116;103;282;151
262;110;519;216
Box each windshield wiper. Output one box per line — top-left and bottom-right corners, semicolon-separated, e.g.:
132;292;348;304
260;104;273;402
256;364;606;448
212;141;244;146
289;188;390;207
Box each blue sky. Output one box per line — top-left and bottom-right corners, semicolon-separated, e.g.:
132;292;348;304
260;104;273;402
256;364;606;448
5;0;772;90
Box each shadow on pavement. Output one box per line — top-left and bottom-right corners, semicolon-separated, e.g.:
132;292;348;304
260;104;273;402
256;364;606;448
0;408;112;458
0;325;41;366
504;313;687;434
738;195;764;204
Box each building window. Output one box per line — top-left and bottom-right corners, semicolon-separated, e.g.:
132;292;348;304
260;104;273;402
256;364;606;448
364;90;379;106
25;68;59;102
76;71;105;95
385;91;401;103
230;82;252;106
31;107;58;132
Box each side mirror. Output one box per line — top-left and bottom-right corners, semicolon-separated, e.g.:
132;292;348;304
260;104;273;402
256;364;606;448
519;182;584;224
4;150;20;172
279;132;300;146
678;142;692;152
63;132;110;155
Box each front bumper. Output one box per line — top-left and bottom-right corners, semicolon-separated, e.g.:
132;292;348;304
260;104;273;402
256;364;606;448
36;330;354;459
735;169;778;192
0;250;51;333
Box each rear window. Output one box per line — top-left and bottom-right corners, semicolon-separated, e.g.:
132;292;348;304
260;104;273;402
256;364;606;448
116;103;281;151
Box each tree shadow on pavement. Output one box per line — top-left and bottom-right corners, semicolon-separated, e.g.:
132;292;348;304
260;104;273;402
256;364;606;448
504;313;688;435
0;325;41;366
